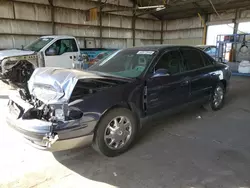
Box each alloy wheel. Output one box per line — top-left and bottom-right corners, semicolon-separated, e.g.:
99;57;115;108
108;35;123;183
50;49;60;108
104;116;132;150
213;86;224;108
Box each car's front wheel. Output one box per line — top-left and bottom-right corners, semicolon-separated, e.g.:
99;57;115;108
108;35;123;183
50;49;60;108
93;108;138;157
204;82;225;111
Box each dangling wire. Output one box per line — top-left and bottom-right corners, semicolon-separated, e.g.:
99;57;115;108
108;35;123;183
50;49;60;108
207;0;245;33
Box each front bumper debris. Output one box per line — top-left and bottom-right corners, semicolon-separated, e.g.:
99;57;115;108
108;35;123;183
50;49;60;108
6;91;93;151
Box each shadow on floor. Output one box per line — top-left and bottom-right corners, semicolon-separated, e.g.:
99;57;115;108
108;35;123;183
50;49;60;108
53;77;250;188
52;107;227;188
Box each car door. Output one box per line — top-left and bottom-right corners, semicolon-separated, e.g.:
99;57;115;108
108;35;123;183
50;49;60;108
180;47;214;101
44;38;79;68
146;49;191;115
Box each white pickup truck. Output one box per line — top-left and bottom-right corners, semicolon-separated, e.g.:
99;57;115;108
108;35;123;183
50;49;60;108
0;35;83;87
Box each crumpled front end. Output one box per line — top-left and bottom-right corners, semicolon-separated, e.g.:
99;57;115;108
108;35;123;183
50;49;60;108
6;89;95;151
6;92;59;149
6;67;125;151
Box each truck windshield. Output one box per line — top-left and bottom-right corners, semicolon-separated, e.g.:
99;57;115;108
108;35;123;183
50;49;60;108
24;38;53;52
88;49;157;78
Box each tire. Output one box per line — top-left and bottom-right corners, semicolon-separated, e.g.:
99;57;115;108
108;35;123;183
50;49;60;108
203;82;225;111
92;108;138;157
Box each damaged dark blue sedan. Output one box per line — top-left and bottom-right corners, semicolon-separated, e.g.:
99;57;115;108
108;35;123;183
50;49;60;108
6;45;231;157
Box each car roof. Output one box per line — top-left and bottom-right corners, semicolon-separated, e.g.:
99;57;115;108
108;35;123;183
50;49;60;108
41;35;75;39
124;44;199;52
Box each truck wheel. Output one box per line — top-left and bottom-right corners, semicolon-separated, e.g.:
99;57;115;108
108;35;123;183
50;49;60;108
93;108;138;157
203;82;225;111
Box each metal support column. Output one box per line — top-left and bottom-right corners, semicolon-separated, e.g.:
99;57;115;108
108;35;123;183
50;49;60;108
99;0;103;48
12;0;16;19
132;1;136;47
161;20;164;44
202;14;208;45
233;9;240;35
49;0;55;35
232;9;240;61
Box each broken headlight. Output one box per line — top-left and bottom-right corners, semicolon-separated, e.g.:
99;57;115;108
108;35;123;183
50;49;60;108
47;105;65;122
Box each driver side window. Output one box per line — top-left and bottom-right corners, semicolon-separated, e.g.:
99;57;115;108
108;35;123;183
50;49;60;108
45;39;78;56
155;50;182;75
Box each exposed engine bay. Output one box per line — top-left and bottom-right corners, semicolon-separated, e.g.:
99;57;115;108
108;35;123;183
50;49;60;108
0;54;38;88
3;61;34;87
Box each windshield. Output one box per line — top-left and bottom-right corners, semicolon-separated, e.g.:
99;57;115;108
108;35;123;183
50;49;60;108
88;49;157;78
24;38;53;52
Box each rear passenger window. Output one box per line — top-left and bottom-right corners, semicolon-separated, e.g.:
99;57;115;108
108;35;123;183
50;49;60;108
181;49;205;70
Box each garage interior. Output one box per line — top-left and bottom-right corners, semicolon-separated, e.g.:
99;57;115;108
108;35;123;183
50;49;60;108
1;0;250;187
0;0;249;49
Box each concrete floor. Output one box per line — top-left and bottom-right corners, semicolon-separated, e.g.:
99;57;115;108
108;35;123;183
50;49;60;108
1;76;250;188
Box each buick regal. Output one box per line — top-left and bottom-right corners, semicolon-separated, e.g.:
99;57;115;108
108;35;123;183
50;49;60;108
6;45;231;157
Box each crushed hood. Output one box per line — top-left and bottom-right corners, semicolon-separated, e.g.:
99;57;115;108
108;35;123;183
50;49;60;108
28;67;130;104
0;49;35;61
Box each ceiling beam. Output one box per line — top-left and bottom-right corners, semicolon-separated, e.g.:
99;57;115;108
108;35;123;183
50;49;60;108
192;2;206;14
204;0;250;13
158;0;250;20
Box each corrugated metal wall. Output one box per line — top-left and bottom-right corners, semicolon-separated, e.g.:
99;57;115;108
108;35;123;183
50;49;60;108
163;8;250;46
163;17;203;45
0;0;161;49
1;0;250;49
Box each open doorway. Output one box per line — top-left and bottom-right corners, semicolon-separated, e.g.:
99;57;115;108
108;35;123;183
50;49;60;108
238;22;250;33
206;24;234;45
206;24;234;61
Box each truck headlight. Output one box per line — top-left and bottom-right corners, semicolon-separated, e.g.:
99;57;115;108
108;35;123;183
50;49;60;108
4;61;18;70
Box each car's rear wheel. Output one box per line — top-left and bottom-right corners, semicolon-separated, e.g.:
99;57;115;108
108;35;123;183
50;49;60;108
204;82;225;111
93;108;138;157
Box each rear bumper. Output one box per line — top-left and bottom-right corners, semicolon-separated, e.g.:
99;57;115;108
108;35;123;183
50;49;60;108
6;92;94;152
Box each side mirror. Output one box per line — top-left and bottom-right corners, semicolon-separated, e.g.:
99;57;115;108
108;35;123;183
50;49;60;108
46;48;56;56
152;68;170;78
